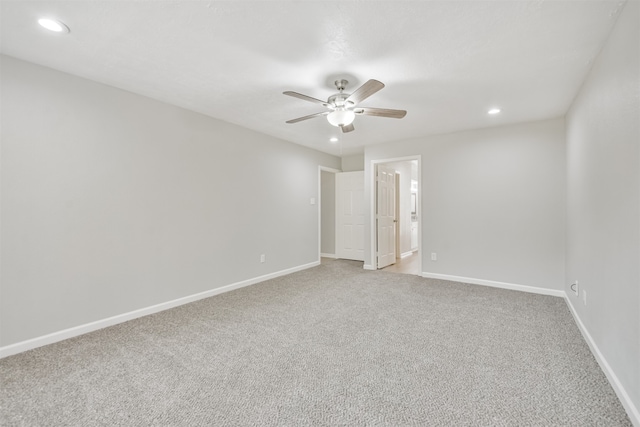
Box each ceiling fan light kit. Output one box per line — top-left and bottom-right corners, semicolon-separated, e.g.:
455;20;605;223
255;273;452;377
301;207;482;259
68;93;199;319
284;78;406;133
327;108;355;127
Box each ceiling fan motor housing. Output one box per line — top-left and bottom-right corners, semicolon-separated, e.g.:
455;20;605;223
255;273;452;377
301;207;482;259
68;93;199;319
328;93;351;108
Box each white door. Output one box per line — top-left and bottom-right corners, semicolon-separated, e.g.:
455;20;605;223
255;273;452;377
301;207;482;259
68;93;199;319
377;164;396;268
336;171;365;261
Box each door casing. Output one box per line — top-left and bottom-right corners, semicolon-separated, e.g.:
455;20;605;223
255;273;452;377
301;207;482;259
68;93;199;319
369;156;422;271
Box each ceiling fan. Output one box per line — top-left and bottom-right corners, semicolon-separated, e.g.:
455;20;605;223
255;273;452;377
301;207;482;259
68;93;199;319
283;79;407;133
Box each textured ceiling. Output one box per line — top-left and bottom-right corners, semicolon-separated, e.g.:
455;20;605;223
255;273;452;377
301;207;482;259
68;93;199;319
0;0;626;156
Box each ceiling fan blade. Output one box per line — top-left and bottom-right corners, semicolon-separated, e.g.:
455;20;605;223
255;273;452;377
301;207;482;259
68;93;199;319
345;79;385;106
286;111;329;124
354;107;407;119
283;91;329;107
340;123;355;133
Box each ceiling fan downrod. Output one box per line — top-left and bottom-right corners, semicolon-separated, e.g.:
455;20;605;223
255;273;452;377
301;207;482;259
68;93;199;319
334;79;348;92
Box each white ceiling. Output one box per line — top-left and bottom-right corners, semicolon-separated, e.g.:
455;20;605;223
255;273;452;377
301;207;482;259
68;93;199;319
0;0;626;156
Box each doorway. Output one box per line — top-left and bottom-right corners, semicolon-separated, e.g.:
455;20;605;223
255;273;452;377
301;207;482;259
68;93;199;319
318;166;340;261
371;157;421;275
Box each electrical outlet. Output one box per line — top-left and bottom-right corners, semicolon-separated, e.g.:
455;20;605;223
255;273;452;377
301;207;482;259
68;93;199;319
571;280;579;296
431;253;437;261
583;290;587;306
260;254;265;263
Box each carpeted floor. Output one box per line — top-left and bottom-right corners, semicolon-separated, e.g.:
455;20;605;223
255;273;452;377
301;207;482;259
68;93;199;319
0;259;631;426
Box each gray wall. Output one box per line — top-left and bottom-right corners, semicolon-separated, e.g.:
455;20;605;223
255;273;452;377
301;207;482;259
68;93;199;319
565;0;639;411
320;170;336;255
341;154;364;172
0;55;340;347
365;118;566;291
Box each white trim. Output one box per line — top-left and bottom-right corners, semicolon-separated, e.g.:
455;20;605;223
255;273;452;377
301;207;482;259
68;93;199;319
320;253;337;259
0;261;320;359
565;297;640;426
369;162;376;268
420;272;565;297
363;264;376;271
400;251;414;259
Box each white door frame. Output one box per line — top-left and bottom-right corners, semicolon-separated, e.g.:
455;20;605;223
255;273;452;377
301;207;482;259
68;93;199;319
395;172;401;258
318;166;341;263
369;156;422;271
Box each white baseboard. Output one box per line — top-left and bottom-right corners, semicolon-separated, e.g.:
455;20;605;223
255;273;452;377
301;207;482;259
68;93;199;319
0;260;320;359
421;272;565;297
400;251;414;259
363;264;376;271
320;253;337;259
565;297;640;426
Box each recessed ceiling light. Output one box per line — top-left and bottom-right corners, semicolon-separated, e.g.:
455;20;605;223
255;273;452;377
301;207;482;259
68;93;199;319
329;137;338;143
38;18;70;34
488;108;501;115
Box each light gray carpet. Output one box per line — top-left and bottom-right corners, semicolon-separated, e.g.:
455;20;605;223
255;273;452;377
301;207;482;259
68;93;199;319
0;259;631;426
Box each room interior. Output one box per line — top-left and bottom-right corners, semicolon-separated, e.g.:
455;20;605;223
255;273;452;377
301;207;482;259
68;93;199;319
1;0;638;424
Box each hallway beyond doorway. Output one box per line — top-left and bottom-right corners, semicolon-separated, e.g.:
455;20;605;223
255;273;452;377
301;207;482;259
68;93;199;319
381;251;421;276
